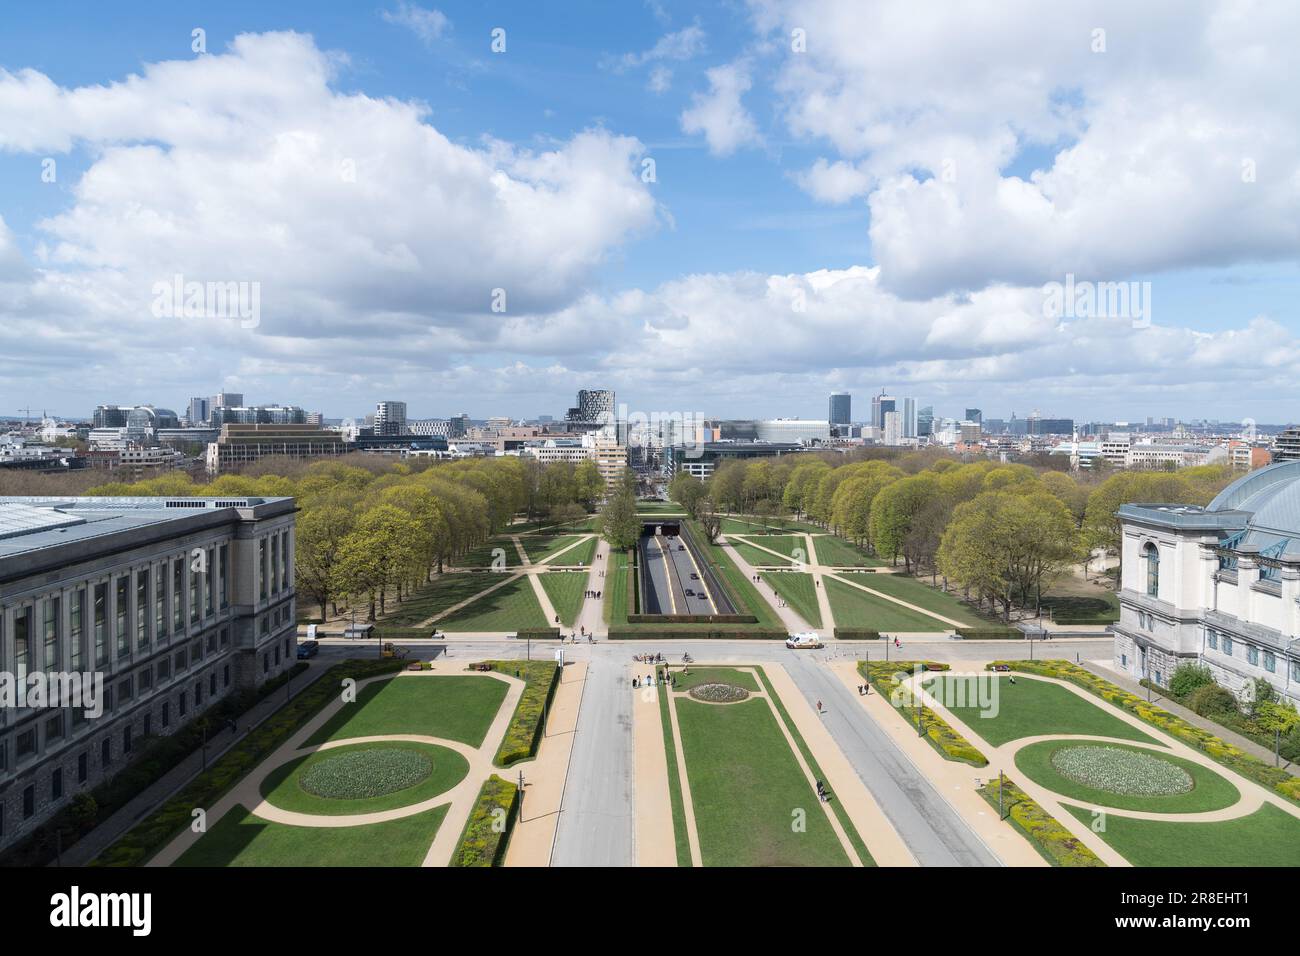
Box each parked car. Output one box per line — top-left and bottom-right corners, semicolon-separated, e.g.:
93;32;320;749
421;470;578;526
785;633;824;649
296;640;320;659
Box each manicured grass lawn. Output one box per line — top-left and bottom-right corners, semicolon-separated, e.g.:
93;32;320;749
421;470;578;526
260;740;469;815
455;537;520;569
539;571;587;626
734;534;806;558
730;541;795;568
808;535;886;568
1063;802;1300;867
544;535;596;566
1039;591;1120;624
305;674;508;747
761;572;822;628
519;534;577;563
699;534;783;628
438;574;548;632
720;515;821;535
606;549;629;625
379;573;497;627
175;803;448;867
926;676;1157;747
843;573;985;626
667;666;761;692
675;696;851;866
1014;740;1239;813
824;577;951;632
637;502;687;513
656;685;692;866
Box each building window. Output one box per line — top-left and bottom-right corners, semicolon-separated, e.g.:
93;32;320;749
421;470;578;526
162;702;171;728
77;752;88;783
1223;635;1234;657
223;665;230;688
136;569;150;649
144;713;152;737
70;589;85;671
157;657;170;681
219;544;230;609
45;714;64;742
123;725;132;754
178;690;188;717
189;561;199;626
22;786;34;819
259;538;268;600
118;677;133;703
1265;650;1276;673
115;575;130;658
16;729;36;759
156;564;167;640
175;650;188;673
52;768;63;801
101;737;111;767
1207;630;1218;650
263;653;270;674
43;596;61;671
1143;542;1160;597
209;673;217;697
206;548;216;617
94;583;108;667
1247;645;1259;667
173;558;185;633
140;666;153;691
13;606;31;682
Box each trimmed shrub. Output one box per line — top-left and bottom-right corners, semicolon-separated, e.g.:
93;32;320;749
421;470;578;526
834;628;882;640
451;774;519;866
978;776;1104;867
858;661;985;767
955;627;1023;640
1168;662;1215;698
1187;683;1240;718
480;660;560;766
514;627;561;639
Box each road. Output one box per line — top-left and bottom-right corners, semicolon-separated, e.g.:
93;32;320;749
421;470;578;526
312;636;1111;866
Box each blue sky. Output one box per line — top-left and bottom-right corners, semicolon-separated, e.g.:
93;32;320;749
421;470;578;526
1;1;1297;424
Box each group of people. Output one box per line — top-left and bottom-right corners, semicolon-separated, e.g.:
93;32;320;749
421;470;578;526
584;588;602;599
632;671;675;689
815;780;829;803
855;683;871;696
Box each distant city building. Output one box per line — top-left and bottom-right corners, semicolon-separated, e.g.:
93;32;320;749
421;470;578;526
210;405;307;427
0;495;298;851
565;389;615;433
917;406;934;437
1273;426;1300;462
205;423;347;475
211;392;244;410
374;401;408;437
1027;416;1074;436
715;419;830;444
829;392;852;427
187;397;211;426
965;408;983;425
667;442;802;481
870;390;895;431
408;419;452;439
92;406;128;429
900;397;918;438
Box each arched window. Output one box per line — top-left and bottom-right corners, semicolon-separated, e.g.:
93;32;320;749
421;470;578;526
1143;542;1160;597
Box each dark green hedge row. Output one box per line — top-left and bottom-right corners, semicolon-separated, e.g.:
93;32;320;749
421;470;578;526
834;628;882;640
626;547;639;620
993;660;1300;806
90;659;406;867
606;627;788;640
977;775;1104;867
514;628;561;639
0;662;309;868
481;660;561;766
451;774;520;867
956;627;1024;639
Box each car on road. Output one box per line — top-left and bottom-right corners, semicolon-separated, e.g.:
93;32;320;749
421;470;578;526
689;572;699;580
785;633;824;649
296;640;319;659
684;588;695;596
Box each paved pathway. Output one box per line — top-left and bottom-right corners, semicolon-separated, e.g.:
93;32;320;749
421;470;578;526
720;538;815;633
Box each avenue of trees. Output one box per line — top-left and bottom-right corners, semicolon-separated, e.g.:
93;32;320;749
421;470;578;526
85;453;607;622
671;449;1234;622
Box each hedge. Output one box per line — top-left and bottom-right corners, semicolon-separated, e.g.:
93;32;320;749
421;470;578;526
857;661;987;767
91;659;407;867
451;774;520;867
514;628;561;640
956;627;1023;640
977;776;1104;867
0;661;309;868
480;660;561;766
626;547;639;620
606;627;788;640
1142;678;1300;763
991;660;1300;807
834;628;882;640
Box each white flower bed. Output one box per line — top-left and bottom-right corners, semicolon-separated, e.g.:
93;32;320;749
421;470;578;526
688;683;750;703
1051;745;1193;796
300;748;432;799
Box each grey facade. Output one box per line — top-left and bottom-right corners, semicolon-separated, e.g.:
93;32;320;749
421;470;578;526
0;496;298;852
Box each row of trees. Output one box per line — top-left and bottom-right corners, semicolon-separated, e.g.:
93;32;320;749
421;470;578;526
89;453;606;622
671;450;1234;621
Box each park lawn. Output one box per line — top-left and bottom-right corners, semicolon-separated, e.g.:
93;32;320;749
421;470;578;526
667;666;761;692
539;571;587;627
720;515;822;535
606;549;629;625
455;536;520;570
637;502;687;513
519;534;577;563
674;696;851;867
305;674;509;747
1039;590;1121;624
437;574;549;632
824;576;951;632
926;675;1157;748
734;534;807;558
845;573;985;626
809;535;887;568
698;533;783;629
656;685;692;866
761;572;822;628
259;740;470;815
1063;802;1300;867
543;535;596;566
1013;740;1239;814
730;541;795;568
175;803;448;867
378;573;501;627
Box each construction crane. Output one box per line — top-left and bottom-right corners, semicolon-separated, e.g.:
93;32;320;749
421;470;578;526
17;407;32;425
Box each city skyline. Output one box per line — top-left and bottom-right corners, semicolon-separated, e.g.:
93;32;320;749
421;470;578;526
0;2;1298;420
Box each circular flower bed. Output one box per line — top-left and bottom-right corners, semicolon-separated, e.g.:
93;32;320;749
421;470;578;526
300;747;433;799
1051;745;1193;797
688;683;750;703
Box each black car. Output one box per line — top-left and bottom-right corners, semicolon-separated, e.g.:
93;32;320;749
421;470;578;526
297;640;320;659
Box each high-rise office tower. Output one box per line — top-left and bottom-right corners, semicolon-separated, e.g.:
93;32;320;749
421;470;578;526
901;397;917;438
829;392;852;427
374;401;409;436
917;405;934;437
871;390;896;431
965;408;983;425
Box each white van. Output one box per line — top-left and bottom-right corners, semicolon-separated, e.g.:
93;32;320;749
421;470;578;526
785;632;823;649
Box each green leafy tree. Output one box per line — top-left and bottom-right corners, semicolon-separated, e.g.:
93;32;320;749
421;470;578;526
598;490;641;551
